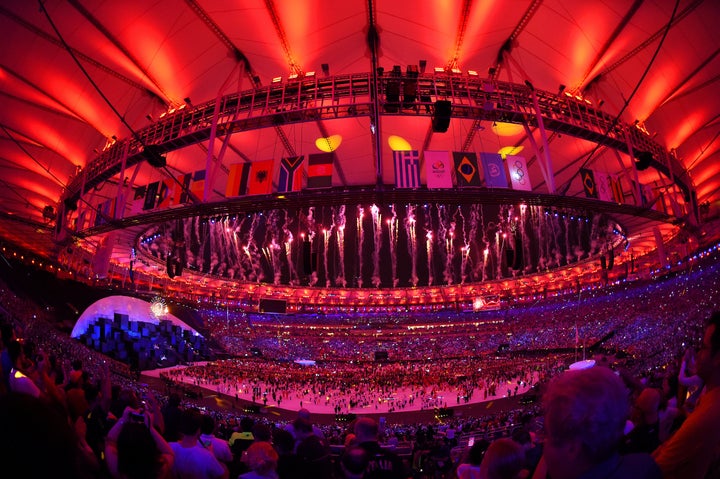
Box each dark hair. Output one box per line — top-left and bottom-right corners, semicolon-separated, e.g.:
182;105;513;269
0;322;14;342
708;311;720;354
178;408;202;436
293;417;313;435
468;439;490;465
240;416;255;432
342;446;370;475
0;393;85;477
200;413;216;435
511;427;532;445
272;427;295;454
7;339;23;364
297;435;333;478
117;421;162;479
253;422;272;442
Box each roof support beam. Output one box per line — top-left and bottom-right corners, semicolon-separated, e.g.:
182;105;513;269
67;0;173;105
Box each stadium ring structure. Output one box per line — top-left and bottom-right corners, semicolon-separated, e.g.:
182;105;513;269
56;72;697;312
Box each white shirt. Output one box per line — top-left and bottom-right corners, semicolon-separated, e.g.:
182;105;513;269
200;433;233;463
170;441;226;479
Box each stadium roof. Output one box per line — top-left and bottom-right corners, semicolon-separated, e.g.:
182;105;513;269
1;0;718;305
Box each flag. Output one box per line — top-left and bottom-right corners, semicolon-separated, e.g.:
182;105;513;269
130;185;147;215
453;152;481;187
226;163;251;197
594;171;612;202
277;156;305;192
393;150;421;188
307;153;333;189
247;160;274;195
480;153;509;188
95;198;115;226
642;183;657;209
579;168;598;199
188;169;206;202
144;181;160;210
507;155;532;191
54;201;65;239
424;151;453;189
173;173;192;205
75;206;94;230
610;175;623;204
155;178;173;209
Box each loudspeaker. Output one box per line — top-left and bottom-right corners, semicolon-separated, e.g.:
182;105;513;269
635;151;653;171
600;255;607;270
167;255;176;279
608;249;614;271
144;145;166;168
385;80;400;112
505;247;523;270
403;80;417;105
504;233;524;269
176;249;185;277
432;100;452;132
302;241;312;275
64;195;79;211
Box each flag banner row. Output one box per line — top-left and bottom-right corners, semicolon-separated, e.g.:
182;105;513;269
396;150;532;191
580;168;625;204
73;151;538;230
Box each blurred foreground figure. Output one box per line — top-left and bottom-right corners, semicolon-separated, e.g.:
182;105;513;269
653;311;720;478
534;365;660;479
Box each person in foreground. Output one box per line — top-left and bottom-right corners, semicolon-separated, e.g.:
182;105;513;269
532;364;661;479
652;310;720;478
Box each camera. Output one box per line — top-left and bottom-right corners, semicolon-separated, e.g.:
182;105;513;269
129;411;145;422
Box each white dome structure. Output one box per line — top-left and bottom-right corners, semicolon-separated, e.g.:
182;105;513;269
70;295;200;338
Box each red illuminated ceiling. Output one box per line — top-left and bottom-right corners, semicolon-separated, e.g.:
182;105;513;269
0;1;718;302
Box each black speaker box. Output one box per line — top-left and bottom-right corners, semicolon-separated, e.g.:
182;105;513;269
432;100;452;132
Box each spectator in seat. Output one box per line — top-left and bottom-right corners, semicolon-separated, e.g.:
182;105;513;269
353;416;407;479
341;446;370;479
104;405;174;479
200;412;233;465
169;408;228;479
480;437;528;479
456;438;490;479
622;387;661;454
653;311;720;478
533;365;661;479
238;441;279;479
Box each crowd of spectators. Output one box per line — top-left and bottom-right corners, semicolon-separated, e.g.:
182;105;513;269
158;355;554;414
0;249;719;478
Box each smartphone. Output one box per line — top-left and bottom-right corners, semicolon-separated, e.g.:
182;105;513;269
129;412;145;422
